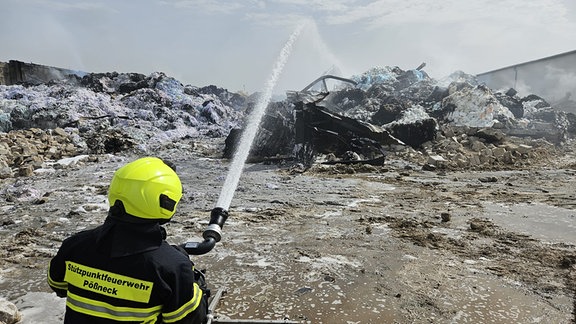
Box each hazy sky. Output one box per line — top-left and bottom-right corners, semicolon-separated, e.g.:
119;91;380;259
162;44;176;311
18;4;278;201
2;0;576;93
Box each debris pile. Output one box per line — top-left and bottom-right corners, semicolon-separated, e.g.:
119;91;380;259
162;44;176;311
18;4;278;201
402;125;557;170
0;71;247;177
1;64;575;178
0;128;78;178
232;66;575;169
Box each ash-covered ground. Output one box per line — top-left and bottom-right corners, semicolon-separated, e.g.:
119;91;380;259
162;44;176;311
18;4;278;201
0;67;575;323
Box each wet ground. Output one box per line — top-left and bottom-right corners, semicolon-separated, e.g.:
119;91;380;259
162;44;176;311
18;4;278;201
1;138;575;323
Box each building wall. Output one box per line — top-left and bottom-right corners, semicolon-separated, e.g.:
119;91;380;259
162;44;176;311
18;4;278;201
477;50;576;111
0;60;84;85
0;62;6;85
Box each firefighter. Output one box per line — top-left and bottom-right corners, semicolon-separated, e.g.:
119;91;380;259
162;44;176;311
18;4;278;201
47;157;208;323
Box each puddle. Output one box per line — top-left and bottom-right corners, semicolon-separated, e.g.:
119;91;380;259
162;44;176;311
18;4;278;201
398;250;574;324
205;258;402;324
446;273;570;323
483;202;576;245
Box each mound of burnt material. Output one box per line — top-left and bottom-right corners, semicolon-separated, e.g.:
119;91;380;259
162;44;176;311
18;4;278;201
232;65;576;169
0;69;251;177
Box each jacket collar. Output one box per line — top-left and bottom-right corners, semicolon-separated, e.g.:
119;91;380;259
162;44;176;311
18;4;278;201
96;214;166;258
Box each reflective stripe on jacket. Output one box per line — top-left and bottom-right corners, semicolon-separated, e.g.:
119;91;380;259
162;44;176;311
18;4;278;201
47;217;206;323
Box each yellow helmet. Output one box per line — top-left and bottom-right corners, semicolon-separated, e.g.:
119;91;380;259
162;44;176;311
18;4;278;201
108;157;182;221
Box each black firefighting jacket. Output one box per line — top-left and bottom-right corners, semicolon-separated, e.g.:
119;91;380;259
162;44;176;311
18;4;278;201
47;213;207;323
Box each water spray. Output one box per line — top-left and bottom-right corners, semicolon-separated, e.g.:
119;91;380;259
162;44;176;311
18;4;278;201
183;21;308;255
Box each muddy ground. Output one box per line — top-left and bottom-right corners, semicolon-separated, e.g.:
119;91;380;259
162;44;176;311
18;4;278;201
1;137;575;323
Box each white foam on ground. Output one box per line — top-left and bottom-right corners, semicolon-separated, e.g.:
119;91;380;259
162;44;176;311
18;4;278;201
14;292;65;324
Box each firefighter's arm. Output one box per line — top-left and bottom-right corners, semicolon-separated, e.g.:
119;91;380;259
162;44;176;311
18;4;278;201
175;290;207;324
47;254;68;297
161;260;207;324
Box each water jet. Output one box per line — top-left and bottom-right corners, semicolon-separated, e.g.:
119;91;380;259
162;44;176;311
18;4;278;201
184;21;308;255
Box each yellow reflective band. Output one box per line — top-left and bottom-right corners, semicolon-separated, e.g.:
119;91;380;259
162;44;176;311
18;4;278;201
64;261;154;303
66;291;162;322
47;264;68;290
162;283;203;323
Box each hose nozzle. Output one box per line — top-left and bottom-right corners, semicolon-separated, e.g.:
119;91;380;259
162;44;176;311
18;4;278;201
182;207;229;255
203;207;229;242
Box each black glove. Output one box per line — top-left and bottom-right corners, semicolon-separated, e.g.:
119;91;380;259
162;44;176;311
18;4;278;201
194;268;208;293
195;268;210;319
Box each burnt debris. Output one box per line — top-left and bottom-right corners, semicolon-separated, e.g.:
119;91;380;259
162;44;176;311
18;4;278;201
1;61;576;176
226;66;576;169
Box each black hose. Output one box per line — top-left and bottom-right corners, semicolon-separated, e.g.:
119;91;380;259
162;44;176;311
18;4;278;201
181;237;216;255
181;207;229;255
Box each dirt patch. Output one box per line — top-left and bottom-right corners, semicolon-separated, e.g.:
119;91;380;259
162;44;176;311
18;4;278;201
0;139;575;323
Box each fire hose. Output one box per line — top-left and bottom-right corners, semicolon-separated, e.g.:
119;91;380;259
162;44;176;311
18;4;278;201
176;23;306;323
180;207;229;255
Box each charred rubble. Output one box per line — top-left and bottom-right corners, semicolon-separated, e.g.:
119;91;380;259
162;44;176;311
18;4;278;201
0;71;246;178
225;66;576;170
1;64;576;178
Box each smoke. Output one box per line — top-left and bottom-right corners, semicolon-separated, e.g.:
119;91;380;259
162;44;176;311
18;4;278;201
273;18;355;92
490;53;576;104
543;64;576;103
304;20;353;79
4;11;84;72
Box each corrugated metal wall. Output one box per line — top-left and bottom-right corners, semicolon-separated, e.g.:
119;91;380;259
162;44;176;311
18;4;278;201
477;50;576;112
